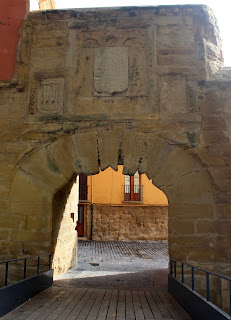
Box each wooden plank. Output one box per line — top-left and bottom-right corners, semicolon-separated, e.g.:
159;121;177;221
125;290;135;320
86;289;106;320
132;291;145;320
150;291;173;320
163;293;191;320
18;288;58;312
76;289;99;320
56;288;87;320
104;290;112;302
15;288;68;320
158;292;183;320
145;291;164;320
2;297;42;319
65;289;94;320
1;287;191;320
3;287;63;320
96;290;112;320
116;290;125;320
138;291;155;320
46;288;78;319
106;289;118;320
76;298;95;320
1;311;25;320
31;288;74;320
46;288;84;320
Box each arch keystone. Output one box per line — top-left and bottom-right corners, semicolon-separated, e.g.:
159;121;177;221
122;132;147;175
97;129;122;171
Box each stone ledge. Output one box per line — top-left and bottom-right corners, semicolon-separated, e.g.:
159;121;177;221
122;201;144;205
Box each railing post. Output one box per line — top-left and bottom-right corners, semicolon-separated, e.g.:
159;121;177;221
24;259;27;279
1;253;51;288
4;262;8;287
229;280;231;317
182;263;184;283
167;258;231;318
49;254;51;270
206;272;210;301
170;259;173;276
37;256;40;275
192;266;194;291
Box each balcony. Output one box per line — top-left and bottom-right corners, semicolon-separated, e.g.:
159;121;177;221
123;185;143;202
79;185;88;202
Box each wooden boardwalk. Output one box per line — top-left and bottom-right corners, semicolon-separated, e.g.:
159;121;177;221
2;285;191;320
1;242;190;319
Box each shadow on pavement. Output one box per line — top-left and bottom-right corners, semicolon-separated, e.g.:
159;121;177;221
54;268;169;291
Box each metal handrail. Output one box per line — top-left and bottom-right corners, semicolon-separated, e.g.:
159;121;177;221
0;253;52;287
170;258;231;282
170;258;231;317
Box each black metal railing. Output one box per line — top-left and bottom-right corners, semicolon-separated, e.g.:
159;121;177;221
123;185;143;201
79;185;88;201
170;258;231;317
0;253;51;287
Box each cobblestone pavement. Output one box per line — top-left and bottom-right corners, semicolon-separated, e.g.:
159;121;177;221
56;240;169;290
78;240;168;267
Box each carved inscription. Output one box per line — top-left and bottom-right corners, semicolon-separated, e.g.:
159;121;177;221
37;78;64;114
94;47;128;96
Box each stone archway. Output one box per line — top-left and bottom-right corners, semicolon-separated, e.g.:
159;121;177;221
7;129;215;275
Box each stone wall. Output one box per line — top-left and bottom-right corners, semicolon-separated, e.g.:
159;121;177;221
0;5;230;287
91;205;168;241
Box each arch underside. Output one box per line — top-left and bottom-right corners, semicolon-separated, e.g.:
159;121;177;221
7;128;218;275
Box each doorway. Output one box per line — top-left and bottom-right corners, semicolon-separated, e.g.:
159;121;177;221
76;204;85;237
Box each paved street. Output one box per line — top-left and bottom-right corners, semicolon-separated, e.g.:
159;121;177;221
58;240;169;290
2;241;191;320
78;240;168;268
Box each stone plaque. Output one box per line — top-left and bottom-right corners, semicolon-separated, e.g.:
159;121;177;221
37;78;64;114
94;47;128;96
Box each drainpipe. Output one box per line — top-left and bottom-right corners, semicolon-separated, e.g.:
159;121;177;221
90;203;94;240
90;175;94;240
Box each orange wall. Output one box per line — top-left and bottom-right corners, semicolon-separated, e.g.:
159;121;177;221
0;0;28;80
88;166;168;206
142;173;168;205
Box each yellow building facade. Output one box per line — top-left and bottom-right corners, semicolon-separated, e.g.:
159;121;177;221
88;166;168;206
77;166;168;241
